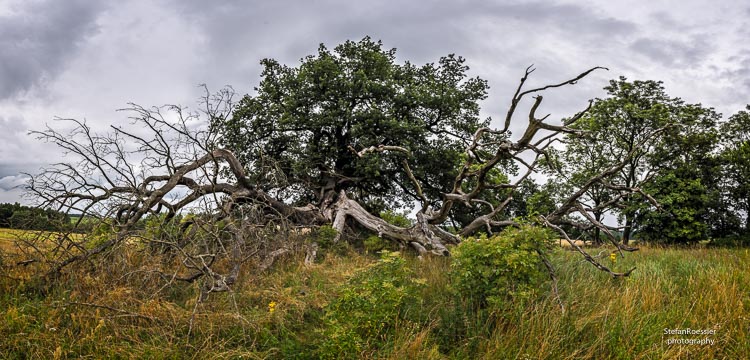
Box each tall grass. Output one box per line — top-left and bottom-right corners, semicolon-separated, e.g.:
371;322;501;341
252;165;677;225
467;246;749;359
1;232;748;359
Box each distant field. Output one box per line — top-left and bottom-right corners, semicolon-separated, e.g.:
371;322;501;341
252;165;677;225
0;228;83;254
0;228;31;252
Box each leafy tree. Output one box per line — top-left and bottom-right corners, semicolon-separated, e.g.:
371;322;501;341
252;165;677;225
637;102;721;243
569;77;721;244
0;202;20;228
637;173;709;242
217;37;489;217
506;179;549;219
720;106;750;234
559;116;618;244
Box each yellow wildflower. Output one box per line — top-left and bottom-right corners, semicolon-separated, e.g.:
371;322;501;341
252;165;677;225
268;301;277;314
609;252;617;263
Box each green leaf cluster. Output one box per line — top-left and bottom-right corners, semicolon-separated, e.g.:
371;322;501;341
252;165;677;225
318;251;424;358
450;224;553;310
215;37;489;211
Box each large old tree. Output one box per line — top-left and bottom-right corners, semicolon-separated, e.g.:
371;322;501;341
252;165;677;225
564;77;721;244
25;38;665;296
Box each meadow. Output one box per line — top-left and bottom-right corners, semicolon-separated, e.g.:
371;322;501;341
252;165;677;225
0;228;748;359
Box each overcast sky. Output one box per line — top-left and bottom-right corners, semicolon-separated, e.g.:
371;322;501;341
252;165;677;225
1;0;748;204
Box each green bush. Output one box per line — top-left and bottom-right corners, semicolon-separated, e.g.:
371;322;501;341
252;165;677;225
708;234;750;248
86;221;118;249
450;224;553;310
379;210;412;227
317;251;425;358
363;235;387;253
312;225;349;259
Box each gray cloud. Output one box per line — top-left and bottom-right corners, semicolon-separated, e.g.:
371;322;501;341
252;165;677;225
719;51;750;113
165;0;635;127
629;36;712;67
0;115;31;165
162;0;635;92
0;187;25;204
0;174;27;191
0;0;106;99
0;0;748;206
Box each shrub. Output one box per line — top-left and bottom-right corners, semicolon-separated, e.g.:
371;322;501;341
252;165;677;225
312;225;349;259
317;251;425;358
379;210;412;227
363;235;387;253
450;224;553;311
708;234;750;248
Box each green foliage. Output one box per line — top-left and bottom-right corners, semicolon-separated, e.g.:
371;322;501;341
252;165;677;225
86;221;117;249
311;225;349;258
363;235;387;253
638;173;710;243
721;106;750;236
215;37;489;212
708;234;750;247
525;184;558;217
450;224;553;310
506;179;548;219
143;213;183;241
565;77;722;244
379;210;412;227
0;202;70;231
451;163;517;227
317;251;425;358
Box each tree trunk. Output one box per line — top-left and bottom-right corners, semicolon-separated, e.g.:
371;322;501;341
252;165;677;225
327;191;458;256
622;214;633;245
594;211;602;245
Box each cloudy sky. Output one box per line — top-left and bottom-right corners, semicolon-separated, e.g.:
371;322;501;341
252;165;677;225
1;0;748;204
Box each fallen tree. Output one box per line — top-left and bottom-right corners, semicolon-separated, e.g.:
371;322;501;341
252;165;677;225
23;41;667;298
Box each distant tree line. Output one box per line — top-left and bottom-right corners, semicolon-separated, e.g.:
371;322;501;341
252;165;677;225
0;202;71;231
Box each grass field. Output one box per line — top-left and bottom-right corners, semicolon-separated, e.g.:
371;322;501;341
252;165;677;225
0;228;42;253
0;228;748;359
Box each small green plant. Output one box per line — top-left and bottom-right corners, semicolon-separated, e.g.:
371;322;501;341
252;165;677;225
379;210;412;228
450;224;553;310
317;251;425;358
363;235;387;253
708;234;750;248
86;221;117;249
312;225;348;258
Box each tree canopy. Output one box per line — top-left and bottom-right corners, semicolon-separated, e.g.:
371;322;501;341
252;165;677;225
563;77;723;244
216;37;491;216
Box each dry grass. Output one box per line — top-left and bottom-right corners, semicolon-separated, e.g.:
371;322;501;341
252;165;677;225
0;228;35;252
1;228;748;359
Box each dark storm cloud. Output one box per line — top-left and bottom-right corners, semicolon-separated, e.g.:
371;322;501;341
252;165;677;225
0;174;27;191
327;0;636;65
0;0;106;99
167;0;634;128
